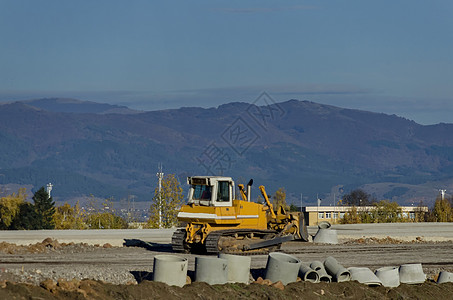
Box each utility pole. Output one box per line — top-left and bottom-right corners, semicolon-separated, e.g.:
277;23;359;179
300;193;303;213
333;192;335;222
156;163;164;228
317;193;320;225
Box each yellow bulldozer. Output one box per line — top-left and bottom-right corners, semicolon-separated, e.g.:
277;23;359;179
172;176;309;254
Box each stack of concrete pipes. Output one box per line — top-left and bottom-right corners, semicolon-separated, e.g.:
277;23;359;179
151;253;352;287
151;252;449;287
152;253;252;287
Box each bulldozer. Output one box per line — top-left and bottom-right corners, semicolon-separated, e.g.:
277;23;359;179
172;176;309;254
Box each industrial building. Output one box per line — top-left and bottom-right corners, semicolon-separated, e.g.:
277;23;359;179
302;205;429;226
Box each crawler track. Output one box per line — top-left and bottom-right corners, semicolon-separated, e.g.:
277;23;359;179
171;228;283;255
171;229;188;253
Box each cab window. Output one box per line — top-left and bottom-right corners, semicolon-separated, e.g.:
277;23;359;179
217;181;230;202
192;185;212;201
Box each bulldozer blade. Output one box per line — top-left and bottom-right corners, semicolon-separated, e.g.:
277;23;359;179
246;234;295;250
297;215;309;242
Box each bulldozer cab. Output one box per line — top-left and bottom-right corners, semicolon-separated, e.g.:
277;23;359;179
187;176;234;207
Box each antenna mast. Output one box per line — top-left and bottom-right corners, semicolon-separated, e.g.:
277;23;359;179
46;183;53;199
157;163;164;228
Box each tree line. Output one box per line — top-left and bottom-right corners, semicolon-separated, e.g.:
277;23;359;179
2;181;453;230
0;187;55;230
0;174;184;230
0;176;293;230
340;189;452;223
0;187;128;230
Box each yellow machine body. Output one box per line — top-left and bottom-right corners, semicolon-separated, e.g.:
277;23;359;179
178;199;268;228
172;176;308;254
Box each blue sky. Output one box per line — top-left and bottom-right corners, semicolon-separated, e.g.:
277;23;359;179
1;0;452;124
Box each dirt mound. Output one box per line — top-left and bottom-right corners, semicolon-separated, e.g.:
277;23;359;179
0;238;115;254
344;236;426;245
1;279;453;300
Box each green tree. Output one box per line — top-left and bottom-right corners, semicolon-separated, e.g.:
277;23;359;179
148;174;184;228
9;202;39;230
272;187;289;211
33;187;56;229
289;204;299;212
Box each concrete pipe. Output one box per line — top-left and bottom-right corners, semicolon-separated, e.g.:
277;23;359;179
318;274;332;283
310;261;332;283
313;228;338;244
299;263;319;283
324;256;350;282
195;256;228;285
437;271;453;284
218;253;251;284
348;267;382;286
153;254;188;287
318;221;332;229
265;252;302;285
375;266;400;288
399;263;426;284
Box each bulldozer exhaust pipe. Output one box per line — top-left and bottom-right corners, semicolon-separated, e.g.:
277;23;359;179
247;179;253;202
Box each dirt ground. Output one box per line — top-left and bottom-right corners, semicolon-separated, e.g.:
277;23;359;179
2;279;453;300
1;236;453;299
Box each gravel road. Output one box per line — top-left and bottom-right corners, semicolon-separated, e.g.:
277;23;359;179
1;223;453;285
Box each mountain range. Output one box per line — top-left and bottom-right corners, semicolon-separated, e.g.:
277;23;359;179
1;97;452;207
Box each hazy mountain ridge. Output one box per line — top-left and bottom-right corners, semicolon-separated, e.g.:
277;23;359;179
2;98;141;114
0;98;452;206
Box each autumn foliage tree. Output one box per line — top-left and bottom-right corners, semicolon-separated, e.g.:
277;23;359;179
0;188;27;229
414;201;427;222
370;200;404;223
84;198;127;229
341;200;405;224
340;206;362;224
53;201;86;229
1;188;129;230
148;174;183;228
272;187;289;211
432;196;453;222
